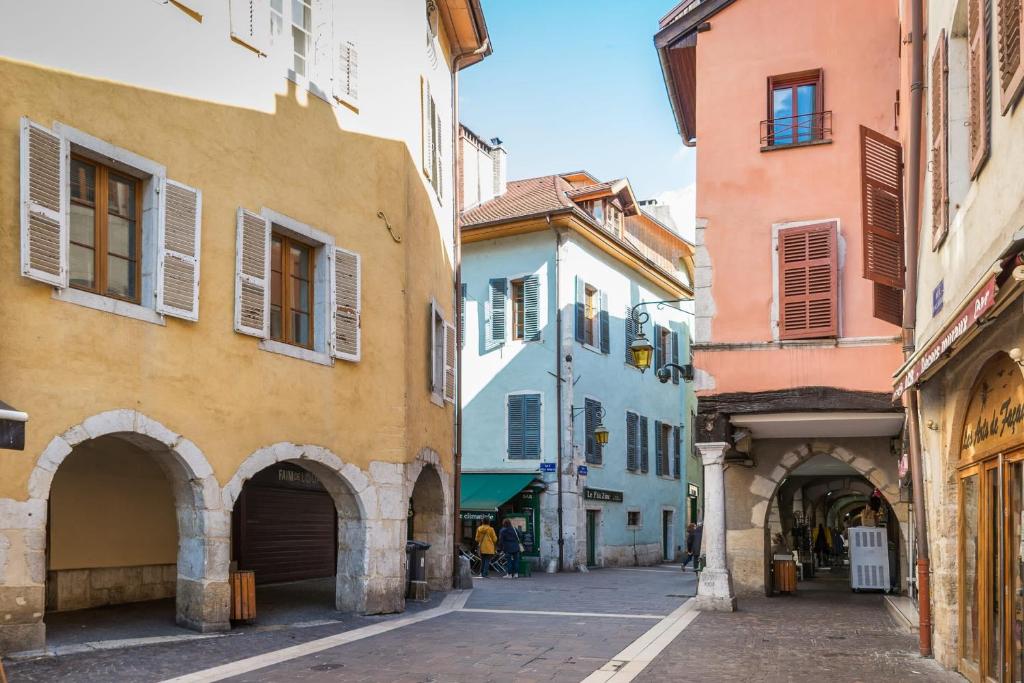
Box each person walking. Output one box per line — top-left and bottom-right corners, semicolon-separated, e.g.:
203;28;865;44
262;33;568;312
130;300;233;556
498;519;523;579
814;523;830;567
682;523;697;570
474;519;497;578
690;522;704;569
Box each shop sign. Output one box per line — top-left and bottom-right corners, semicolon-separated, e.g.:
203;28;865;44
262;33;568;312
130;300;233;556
894;276;998;400
960;354;1024;461
688;483;699;498
459;510;496;521
540;462;557;473
584;487;623;503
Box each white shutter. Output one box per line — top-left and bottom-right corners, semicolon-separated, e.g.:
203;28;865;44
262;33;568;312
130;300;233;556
334;40;358;107
429;300;440;393
433;105;443;200
156;180;202;321
20;117;68;287
229;0;270;56
421;77;433;180
234;208;270;338
443;321;456;403
331;246;360;361
309;0;333;98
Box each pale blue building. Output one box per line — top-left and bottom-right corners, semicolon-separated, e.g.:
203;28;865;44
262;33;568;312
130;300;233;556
457;128;699;569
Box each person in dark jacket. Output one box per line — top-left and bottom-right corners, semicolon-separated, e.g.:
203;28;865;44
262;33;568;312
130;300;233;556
690;523;704;569
498;519;523;579
682;523;697;569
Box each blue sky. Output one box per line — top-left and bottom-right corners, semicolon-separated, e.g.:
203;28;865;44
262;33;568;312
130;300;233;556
459;0;696;231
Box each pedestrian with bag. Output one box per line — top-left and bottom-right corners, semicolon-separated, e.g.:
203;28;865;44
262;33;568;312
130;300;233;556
474;519;497;578
499;518;524;579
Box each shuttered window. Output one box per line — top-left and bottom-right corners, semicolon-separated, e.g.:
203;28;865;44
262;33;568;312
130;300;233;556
860;125;905;327
421;77;443;200
510;275;541;342
778;223;838;340
584;398;603;465
229;0;270;55
931;32;950;248
626;411;639;471
21;118;202;321
655;421;671;476
673;426;682;479
998;0;1024;112
970;0;992;177
624;306;638;365
508;393;541;460
671;330;680;384
334;40;359;107
639;416;649;473
486;278;506;349
575;278;609;353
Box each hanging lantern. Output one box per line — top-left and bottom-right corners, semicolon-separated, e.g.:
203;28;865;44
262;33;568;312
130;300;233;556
630;331;654;371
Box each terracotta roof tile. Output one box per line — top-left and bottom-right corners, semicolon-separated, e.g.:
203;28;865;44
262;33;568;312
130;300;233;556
462;175;575;226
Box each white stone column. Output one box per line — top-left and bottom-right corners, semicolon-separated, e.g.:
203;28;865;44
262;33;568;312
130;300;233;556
694;442;736;612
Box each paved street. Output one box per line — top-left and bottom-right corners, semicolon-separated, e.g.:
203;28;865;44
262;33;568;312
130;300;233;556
3;568;961;683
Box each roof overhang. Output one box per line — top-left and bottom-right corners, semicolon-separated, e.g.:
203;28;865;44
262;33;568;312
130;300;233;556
436;0;492;69
566;179;640;216
730;412;905;440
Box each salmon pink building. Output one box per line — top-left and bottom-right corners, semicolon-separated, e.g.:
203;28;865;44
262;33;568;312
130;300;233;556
657;0;909;609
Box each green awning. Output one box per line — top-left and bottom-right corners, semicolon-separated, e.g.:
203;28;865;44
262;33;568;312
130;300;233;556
460;473;538;511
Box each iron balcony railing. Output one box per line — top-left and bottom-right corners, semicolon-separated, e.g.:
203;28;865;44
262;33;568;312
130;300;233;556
760;111;832;148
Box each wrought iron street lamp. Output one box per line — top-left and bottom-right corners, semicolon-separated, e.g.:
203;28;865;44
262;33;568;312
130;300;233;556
627;299;695;380
629;331;654;371
594;407;609;446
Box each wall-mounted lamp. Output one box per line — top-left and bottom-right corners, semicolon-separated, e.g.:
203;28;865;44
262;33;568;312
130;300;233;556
1011;347;1024;367
926;419;940;431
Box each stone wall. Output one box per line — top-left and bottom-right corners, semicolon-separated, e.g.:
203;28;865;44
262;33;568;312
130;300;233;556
602;543;663;567
46;564;176;612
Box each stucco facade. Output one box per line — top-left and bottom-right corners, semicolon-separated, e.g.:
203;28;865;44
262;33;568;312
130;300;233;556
0;0;488;654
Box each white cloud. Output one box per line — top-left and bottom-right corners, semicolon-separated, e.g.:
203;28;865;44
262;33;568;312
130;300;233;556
654;183;696;242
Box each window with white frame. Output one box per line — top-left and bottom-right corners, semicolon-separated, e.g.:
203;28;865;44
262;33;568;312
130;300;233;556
20;118;201;325
233;207;361;366
421;77;443;200
430;300;455;404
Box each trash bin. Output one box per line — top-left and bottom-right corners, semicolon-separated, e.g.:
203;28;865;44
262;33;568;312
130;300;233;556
229;569;256;623
406;540;431;601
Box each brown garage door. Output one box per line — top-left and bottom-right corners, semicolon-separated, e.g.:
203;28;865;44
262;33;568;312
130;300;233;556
235;480;337;584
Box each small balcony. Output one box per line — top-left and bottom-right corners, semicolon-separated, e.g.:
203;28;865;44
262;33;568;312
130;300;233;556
760;111;832;151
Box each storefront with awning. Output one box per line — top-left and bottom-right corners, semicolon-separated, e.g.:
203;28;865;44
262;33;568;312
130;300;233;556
459;473;543;559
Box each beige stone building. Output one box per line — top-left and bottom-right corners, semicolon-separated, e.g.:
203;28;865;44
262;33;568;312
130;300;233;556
0;0;489;654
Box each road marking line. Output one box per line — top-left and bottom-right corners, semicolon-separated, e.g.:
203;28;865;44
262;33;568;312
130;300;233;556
581;599;699;683
159;591;472;683
459;608;663;620
604;567;682;574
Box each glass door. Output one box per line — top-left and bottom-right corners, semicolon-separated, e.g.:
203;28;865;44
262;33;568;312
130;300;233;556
985;460;1003;683
963;466;982;681
1006;455;1024;683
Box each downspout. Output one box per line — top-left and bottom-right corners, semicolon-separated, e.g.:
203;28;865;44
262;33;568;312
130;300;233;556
451;37;490;586
902;0;932;657
548;215;565;571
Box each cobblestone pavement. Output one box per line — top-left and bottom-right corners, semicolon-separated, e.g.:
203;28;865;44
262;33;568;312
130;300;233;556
6;566;694;682
637;577;963;683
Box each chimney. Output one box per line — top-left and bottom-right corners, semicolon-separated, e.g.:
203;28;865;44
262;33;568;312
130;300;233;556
489;138;507;198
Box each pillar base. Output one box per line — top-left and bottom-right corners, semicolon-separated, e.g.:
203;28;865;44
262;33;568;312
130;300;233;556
176;578;230;633
453;555;474;589
693;594;737;612
695;568;736;612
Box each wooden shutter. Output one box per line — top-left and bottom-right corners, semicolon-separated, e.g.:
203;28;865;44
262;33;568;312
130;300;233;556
229;0;270;55
429;300;440;393
998;0;1024;112
931;32;950;248
626;412;638;471
584;398;596;464
308;0;333;98
234;208;270;338
157;180;202;321
673;426;681;479
860;126;904;288
970;0;992;177
599;290;610;354
331;247;361;361
624;305;637;365
486;278;506;349
443;321;456;403
574;277;586;343
654;324;665;370
523;394;541;459
507;394;524;459
873;282;903;327
671;329;680;384
433;105;443;200
778;223;838;340
334;40;359;107
20;117;68;287
639;416;649;473
522;275;540;341
421;78;434;180
655;421;665;476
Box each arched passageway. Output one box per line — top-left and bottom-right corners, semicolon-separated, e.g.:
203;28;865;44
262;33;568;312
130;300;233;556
409;465;447;590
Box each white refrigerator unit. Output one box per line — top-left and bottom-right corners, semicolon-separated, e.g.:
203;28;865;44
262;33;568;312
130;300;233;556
849;526;890;592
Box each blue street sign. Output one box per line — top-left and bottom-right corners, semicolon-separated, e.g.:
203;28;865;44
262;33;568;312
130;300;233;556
540;462;556;473
577;465;589;475
933;280;944;317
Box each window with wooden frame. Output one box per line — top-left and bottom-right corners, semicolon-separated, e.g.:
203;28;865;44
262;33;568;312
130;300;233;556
511;278;525;340
68;156;142;303
584;284;598;347
969;0;992;177
766;69;825;146
931;31;950;248
777;223;838;340
270;232;314;348
998;0;1024;113
859;126;905;327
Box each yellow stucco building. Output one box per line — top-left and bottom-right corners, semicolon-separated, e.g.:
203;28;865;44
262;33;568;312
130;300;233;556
0;0;489;653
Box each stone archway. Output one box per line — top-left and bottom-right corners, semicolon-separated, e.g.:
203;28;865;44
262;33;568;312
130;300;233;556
224;443;403;615
405;448;452;591
9;409;228;653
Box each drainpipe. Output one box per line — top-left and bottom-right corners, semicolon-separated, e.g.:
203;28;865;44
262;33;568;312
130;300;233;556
549;216;565;571
902;0;932;658
451;38;490;586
